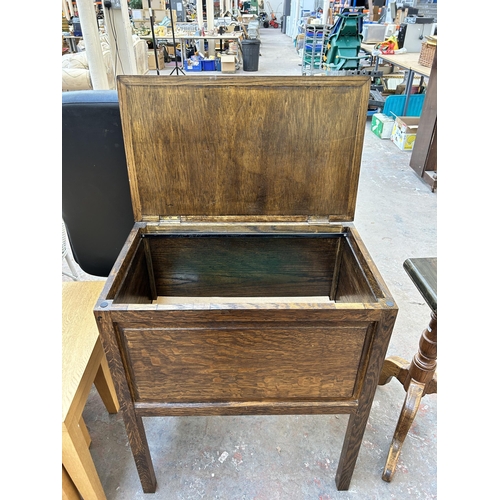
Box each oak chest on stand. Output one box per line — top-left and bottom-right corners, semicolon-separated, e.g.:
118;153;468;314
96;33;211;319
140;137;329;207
94;75;398;492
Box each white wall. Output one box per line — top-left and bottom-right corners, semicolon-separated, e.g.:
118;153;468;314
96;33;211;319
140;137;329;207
264;0;322;19
279;0;323;38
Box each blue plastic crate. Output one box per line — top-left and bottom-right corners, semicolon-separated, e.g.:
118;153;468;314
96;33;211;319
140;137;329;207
305;43;323;52
306;30;323;38
383;94;426;118
201;59;217;71
183;60;202;72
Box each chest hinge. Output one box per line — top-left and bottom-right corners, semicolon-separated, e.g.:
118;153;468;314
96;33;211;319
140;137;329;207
145;216;182;227
307;216;331;225
159;216;182;225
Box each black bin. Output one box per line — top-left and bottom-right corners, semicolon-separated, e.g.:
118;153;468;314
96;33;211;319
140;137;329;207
72;17;82;37
241;39;261;71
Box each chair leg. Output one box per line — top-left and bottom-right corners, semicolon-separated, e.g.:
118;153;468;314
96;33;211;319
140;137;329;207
93;341;120;414
378;356;409;386
382;379;425;482
62;419;107;500
79;416;92;447
62;465;81;500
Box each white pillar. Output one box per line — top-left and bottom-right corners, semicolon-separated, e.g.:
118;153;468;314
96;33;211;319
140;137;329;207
322;0;329;24
196;0;204;30
206;0;215;30
75;0;110;90
68;0;75;17
63;0;70;21
206;0;215;56
102;2;138;75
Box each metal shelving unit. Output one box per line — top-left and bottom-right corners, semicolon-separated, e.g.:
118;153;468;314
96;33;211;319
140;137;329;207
302;24;326;76
301;24;331;76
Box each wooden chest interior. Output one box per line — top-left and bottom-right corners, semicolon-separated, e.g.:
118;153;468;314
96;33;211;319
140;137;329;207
95;75;398;493
112;224;380;305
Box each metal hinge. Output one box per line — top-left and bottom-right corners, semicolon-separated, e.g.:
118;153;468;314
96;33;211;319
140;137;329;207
307;216;330;225
159;216;182;225
144;216;182;227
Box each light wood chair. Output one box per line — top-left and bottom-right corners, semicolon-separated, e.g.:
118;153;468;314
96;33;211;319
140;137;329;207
62;281;120;499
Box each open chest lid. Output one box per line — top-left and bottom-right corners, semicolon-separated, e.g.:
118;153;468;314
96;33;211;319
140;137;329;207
117;75;370;222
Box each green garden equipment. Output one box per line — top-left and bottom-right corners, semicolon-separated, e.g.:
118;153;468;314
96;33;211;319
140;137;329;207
323;9;369;71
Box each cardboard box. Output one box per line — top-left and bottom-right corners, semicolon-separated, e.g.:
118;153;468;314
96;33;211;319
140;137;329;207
371;113;394;139
136;8;171;22
391;116;419;151
221;55;236;73
148;50;165;70
142;0;165;9
154;9;169;22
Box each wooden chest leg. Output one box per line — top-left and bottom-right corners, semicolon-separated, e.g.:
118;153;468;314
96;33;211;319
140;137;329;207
335;411;368;490
95;311;157;493
121;408;157;493
336;310;397;490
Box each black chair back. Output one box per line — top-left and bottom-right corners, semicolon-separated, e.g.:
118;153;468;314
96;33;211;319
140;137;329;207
62;90;134;277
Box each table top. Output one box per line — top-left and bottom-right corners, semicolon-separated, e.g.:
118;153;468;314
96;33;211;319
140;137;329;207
403;258;437;312
361;43;431;78
62;281;105;421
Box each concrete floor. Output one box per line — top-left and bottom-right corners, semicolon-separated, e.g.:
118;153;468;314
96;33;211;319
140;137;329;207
63;27;437;500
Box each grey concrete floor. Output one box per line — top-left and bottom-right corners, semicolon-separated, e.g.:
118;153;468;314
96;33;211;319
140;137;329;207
63;27;437;500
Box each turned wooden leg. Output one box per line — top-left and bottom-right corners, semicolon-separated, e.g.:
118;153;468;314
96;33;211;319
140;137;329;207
381;311;437;482
382;380;425;482
405;312;437;395
378;356;409;386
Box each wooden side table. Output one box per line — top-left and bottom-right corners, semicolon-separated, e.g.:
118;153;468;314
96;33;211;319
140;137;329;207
62;281;120;499
378;257;437;482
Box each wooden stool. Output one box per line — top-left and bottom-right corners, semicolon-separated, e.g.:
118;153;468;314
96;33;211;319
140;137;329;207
62;281;120;499
378;258;437;482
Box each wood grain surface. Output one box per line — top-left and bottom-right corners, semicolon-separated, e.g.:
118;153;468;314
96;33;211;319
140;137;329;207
111;228;383;304
117;75;370;221
62;281;105;421
94;76;397;493
122;322;371;402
